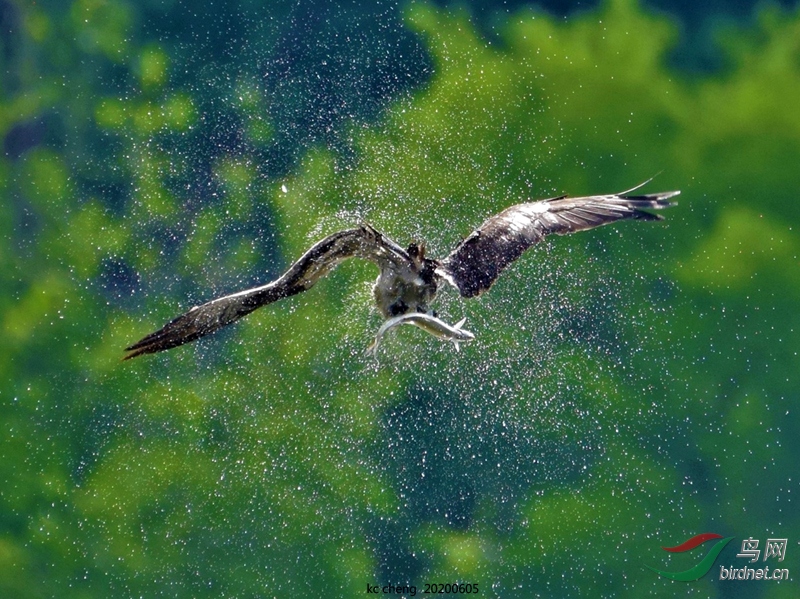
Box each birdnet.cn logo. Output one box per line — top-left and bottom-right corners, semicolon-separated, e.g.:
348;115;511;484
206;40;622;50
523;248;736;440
646;533;790;582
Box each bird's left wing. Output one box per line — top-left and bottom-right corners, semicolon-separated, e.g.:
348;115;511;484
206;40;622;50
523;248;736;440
124;225;406;359
440;191;679;298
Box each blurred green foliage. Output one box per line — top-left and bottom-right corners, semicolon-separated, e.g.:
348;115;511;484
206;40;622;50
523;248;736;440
2;0;799;597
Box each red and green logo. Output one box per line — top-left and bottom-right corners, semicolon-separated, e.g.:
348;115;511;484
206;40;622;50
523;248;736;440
646;533;734;581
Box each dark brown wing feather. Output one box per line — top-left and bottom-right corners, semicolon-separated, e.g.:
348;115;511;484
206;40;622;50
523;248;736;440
124;225;407;359
441;191;679;298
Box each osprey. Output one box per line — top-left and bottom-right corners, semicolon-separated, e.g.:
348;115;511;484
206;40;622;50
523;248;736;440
124;187;678;359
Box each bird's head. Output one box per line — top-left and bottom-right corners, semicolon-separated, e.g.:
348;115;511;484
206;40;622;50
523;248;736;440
406;241;426;265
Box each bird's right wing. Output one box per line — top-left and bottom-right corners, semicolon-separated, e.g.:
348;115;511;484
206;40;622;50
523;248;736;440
123;225;407;359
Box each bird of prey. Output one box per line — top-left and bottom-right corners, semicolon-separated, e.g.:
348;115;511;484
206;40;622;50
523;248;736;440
123;187;678;359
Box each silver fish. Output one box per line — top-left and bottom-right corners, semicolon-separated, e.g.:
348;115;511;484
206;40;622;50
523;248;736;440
366;313;475;355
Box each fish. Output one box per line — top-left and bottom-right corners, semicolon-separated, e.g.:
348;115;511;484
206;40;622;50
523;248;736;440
366;313;475;355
